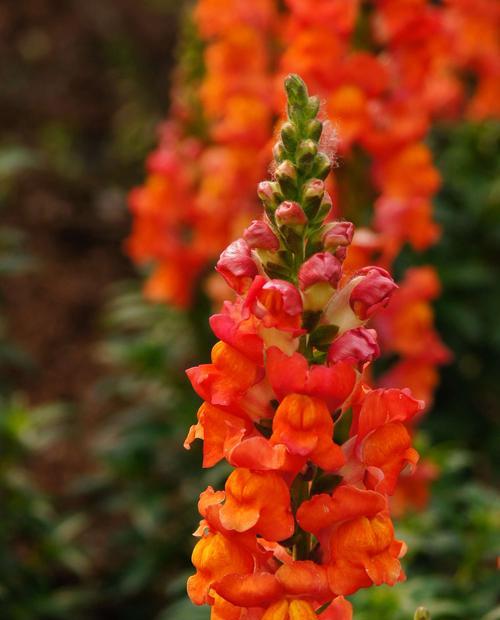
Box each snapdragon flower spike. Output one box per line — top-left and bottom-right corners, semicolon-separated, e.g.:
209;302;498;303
186;75;420;619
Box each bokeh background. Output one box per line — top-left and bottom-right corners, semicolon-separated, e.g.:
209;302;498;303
0;1;499;619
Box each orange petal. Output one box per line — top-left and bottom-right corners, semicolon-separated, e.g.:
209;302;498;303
289;600;318;620
213;572;284;607
229;436;305;473
276;560;331;601
365;550;404;586
198;486;225;516
362;422;419;494
219;502;260;532
271;394;332;457
311;435;345;472
297;486;386;535
327;561;371;596
188;533;254;605
262;600;289;620
362;422;412;468
211;592;244;620
331;514;393;564
201;402;251;467
352;387;423;438
319;596;353;620
266;347;309;398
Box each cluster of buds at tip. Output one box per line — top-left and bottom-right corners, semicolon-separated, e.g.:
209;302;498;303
186;75;423;620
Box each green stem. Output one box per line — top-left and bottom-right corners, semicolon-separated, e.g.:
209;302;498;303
291;474;312;560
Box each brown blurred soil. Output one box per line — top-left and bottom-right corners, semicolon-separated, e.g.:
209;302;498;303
0;0;185;491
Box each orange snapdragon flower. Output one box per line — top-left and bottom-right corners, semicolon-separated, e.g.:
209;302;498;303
270;394;345;471
188;532;254;605
219;468;295;540
327;513;405;594
265;348;356;412
297;485;405;595
374;143;441;198
374;267;451;408
187;340;274;421
185;402;253;468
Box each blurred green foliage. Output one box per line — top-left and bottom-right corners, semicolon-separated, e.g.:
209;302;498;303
71;283;226;617
426;121;500;475
0;398;93;619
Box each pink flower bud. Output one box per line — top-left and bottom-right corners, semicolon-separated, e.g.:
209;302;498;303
257;181;282;207
302;179;325;216
323;221;355;249
298;252;342;290
275;160;297;182
275;201;307;227
303;178;325;197
243;220;280;251
216;238;258;294
349;266;397;320
327;327;380;369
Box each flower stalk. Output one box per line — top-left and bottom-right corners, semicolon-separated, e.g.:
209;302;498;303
185;74;423;620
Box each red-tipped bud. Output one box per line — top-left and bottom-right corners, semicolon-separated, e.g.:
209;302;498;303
349;267;397;320
216;238;258;294
298;253;342;291
260;279;303;317
327;327;380;369
303;179;325;198
276;201;307;228
302;179;325;216
296;138;318;171
281;121;297;152
244;220;280;251
323;221;355;249
311;151;331;180
317;191;333;221
275;160;298;195
258;181;283;208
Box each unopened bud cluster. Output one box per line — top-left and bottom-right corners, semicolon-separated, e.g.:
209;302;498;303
224;74;397;340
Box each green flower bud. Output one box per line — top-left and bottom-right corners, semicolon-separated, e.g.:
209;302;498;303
305;95;320;119
414;608;431;620
311;152;331;180
285;74;311;125
275;160;298;197
302;179;325;218
296;139;318;172
306;119;322;142
284;73;309;108
315;192;332;223
281;121;298;153
257;181;283;210
273;141;287;163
